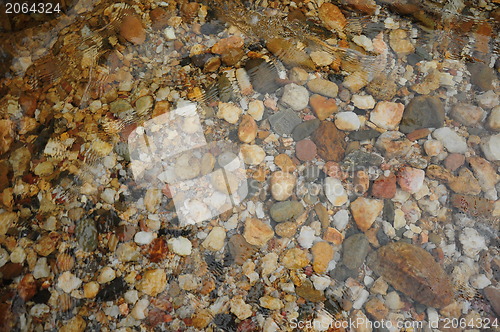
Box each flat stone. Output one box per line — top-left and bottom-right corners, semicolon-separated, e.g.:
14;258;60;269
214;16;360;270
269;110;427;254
296;280;326;302
275;221;298;238
400;96;445;134
375;131;413;158
202;227;226;251
307;78;338;98
120;15;146;45
476;90;499;109
228;234;257;265
467;156;499;192
312;121;346;161
268;109;302;135
281;248;310;269
352;94;376;109
136;269;167;296
240;144;266;165
348;129;380;141
444;153;465;171
324;177;348;206
247;99;264;121
270;201;305;222
217;102;242;124
292;119;320;141
481;134;500;161
274;154;296;172
389;29;415;56
238;114;257;143
318;3;347;31
450;103;486;126
270;171;296;201
289;67;309;85
296;139;317;161
350;197;384;232
310;94;338;120
397;167;425;194
367;242;453;308
335;111;360;131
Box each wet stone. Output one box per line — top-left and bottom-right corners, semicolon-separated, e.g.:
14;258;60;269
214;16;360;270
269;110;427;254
96;277;127;302
296;139;317;161
270;201;305;222
268;109;302;136
343;150;384;169
400;96;445;134
245;58;280;94
468;62;494;91
228;234;257;265
450;103;486;126
342;233;371;270
292;119;320;141
312;121;346;162
348;129;380;141
296;279;326;302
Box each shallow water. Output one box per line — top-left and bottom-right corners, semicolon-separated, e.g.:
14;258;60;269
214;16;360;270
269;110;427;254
0;0;499;331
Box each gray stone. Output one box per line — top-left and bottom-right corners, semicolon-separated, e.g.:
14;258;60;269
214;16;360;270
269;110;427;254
342;233;371;270
270;201;305;222
400;96;445;133
450;103;485;126
348;129;381;141
292;119;320;141
343;150;384;170
268;109;302;136
281;83;309;111
468;62;494;91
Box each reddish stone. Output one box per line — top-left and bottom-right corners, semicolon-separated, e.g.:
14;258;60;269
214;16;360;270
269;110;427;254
371;173;396;198
295;139;317;161
116;225;136;242
444;153;465;171
147;238;168;263
309;94;338;120
17;274;37;301
406;128;430;141
19;93;37;116
0;263;23;280
312;121;346;162
120;15;146;45
149;8;170;30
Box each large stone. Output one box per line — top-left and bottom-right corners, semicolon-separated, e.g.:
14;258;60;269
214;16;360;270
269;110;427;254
450;103;486;126
281;83;310;111
243;218;274;247
120;15;146;45
270;201;305;222
468;62;494;91
311;242;334;274
292;119;320;141
400;96;445;133
311;121;346;161
350;197;384;232
367;242;454;308
433;127;468;154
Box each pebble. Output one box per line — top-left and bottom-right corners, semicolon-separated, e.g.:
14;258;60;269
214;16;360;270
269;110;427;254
211;36;244;54
324;177;348;206
423;139;444;156
97;267;116;284
131;299;149;320
450;103;486;126
476;90;499;109
310;94;338;120
350;197;384;231
385;291;403;310
84;282;99;299
289;67;309;85
365;298;388;321
238;114;257;143
292;118;320;141
10;247;26;264
281;83;310;111
247;99;264;121
245;58;280;94
150;7;170;30
352;94;376;109
469;274;491;289
484;287;500;316
202;227;226;251
371;173;396;199
371;277;389;295
34;161;54;177
444;153;465;171
275;221;298;238
270;201;304;222
366;74;397;101
270;171;296;201
334;112;360;131
281;248;310;269
370;101;405;130
240;144;266;165
367;242;453;308
433;127;468;153
311;275;331;291
266;37;315;69
230;297;253;320
458;227;487;258
59;316;86;332
333;209;349;231
480;134;500;161
178;274;198;291
400;96;445;133
467;156;499;192
467;62;494;91
136;269;167;296
259;296;284;310
311;242;334;273
57;271;82;293
310;51;335;66
342;233;371;270
296;279;326;302
323;227;343;244
217;102;242;124
318;3;347;31
167;237;192;256
0;211;18;236
274;154;296;173
261;253;279;276
389;29;415;56
115;243;141;262
295;139;317;161
120;15;146;45
243;218;274;246
297;226;316;249
33;258;50;279
307;78;338;98
268;109;302;135
397;167;425;194
312;121;346;161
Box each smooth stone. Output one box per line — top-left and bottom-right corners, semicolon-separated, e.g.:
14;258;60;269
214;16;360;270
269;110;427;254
400;96;445;134
270;171;296;201
481;134;500;161
487;106;500;130
312;121;346;161
310;94;338;120
281;83;310;111
335;111;360;131
352;94;376;109
370;101;405;130
468;62;494;91
348;129;380;141
350;197;384;232
120;15;146;45
292;119;320;141
240;144;266;165
295;139;317;161
268;109;302;136
324;177;348;206
450;103;486;126
307;78;338;98
342;234;371;270
270;201;304;222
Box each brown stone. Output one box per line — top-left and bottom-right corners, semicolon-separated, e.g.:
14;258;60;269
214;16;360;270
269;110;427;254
150;8;171;30
309;94;338;120
371;173;396;199
19;93;37;116
365;298;389;321
18;274;37;301
323;227;343;245
243;218;274;247
180;2;199;20
0;120;14;155
238;115;257;143
406;128;431;141
444;153;465;171
295;139;317;161
34;232;60;256
120;15;146;45
318;3;347;31
350;197;384;232
312;121;346;162
341;0;377;15
450;194;494;217
296;280;326;302
274;154;296;173
484;287;500;316
281;248;310;269
211;36;244;55
367;242;454;308
353;170;370;194
228;234;257;265
0;160;10;191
